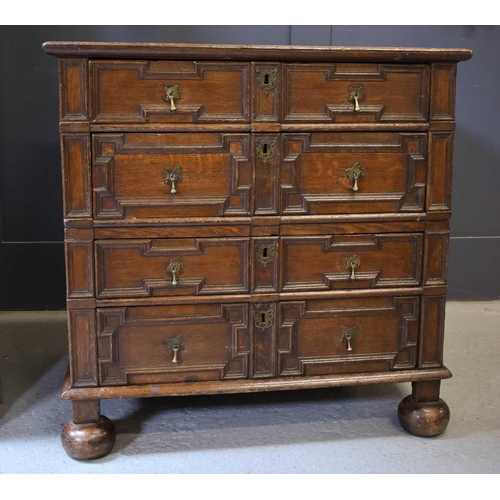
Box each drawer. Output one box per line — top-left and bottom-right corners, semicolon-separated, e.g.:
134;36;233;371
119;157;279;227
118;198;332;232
90;60;250;123
283;63;429;123
96;236;280;298
278;296;419;376
98;303;251;385
281;132;427;214
96;238;250;298
281;233;423;292
93;133;252;218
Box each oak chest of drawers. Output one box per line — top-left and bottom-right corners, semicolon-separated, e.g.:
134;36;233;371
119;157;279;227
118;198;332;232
43;42;472;460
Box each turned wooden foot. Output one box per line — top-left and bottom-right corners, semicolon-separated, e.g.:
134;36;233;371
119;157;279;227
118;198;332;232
61;400;116;460
398;380;450;437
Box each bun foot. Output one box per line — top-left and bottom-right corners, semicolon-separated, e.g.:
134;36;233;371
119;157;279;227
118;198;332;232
398;395;450;437
61;415;116;460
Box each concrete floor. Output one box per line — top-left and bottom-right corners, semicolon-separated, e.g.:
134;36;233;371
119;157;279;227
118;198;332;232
0;301;499;473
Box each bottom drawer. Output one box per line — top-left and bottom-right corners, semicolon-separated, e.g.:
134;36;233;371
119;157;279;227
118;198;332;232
278;296;420;376
97;295;420;385
97;303;250;385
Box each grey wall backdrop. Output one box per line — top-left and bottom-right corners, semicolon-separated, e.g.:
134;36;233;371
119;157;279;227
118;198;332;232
0;25;498;309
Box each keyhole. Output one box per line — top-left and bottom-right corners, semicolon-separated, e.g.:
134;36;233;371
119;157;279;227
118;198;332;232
263;247;268;258
264;73;269;84
263;143;268;154
261;313;266;322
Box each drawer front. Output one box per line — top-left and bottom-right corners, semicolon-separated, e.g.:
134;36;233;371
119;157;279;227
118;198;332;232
93;133;252;218
279;296;419;376
283;63;429;123
281;132;427;214
91;60;250;123
96;238;250;298
98;303;250;385
281;233;423;292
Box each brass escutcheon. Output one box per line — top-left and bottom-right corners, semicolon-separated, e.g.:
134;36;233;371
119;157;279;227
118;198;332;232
166;259;183;286
349;86;363;112
164;166;182;194
345;162;364;192
254;307;275;329
165;84;180;111
256;141;275;164
344;254;361;280
340;326;356;352
256;68;278;96
256;243;276;266
163;335;185;364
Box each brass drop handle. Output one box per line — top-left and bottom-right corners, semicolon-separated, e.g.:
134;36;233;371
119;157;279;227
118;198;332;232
165;84;180;111
164;167;182;195
345;333;353;351
166;259;183;286
172;344;180;364
345;162;364;192
350;86;363;112
352;171;360;192
344;255;361;280
164;335;185;364
340;326;356;352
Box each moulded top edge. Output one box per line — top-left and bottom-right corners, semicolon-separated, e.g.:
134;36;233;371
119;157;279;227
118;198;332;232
42;41;473;62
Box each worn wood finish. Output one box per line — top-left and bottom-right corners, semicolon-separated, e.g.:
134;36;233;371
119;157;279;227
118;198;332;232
427;131;454;212
418;294;447;369
423;222;450;286
43;42;473;63
253;133;280;215
280;220;425;235
92;286;424;309
281;232;423;291
44;42;471;457
91;217;253;228
94;225;251;239
59;59;88;122
278;296;419;376
92;133;252;219
61;133;92;218
252;237;280;293
283;64;430;123
398;380;450;437
430;63;457;122
253;63;281;122
67;308;98;387
61;399;115;460
281;132;427;215
97;303;250;385
65;227;94;299
71;399;100;424
90;60;250;123
61;366;452;400
95;237;250;298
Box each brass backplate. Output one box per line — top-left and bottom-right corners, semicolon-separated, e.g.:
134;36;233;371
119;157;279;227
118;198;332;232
344;254;361;270
256;68;278;95
256;243;276;266
256;140;275;164
164;335;184;353
340;325;356;342
254;307;275;329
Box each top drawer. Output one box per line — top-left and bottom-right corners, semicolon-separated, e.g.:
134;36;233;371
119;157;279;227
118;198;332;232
90;60;250;123
283;63;430;123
